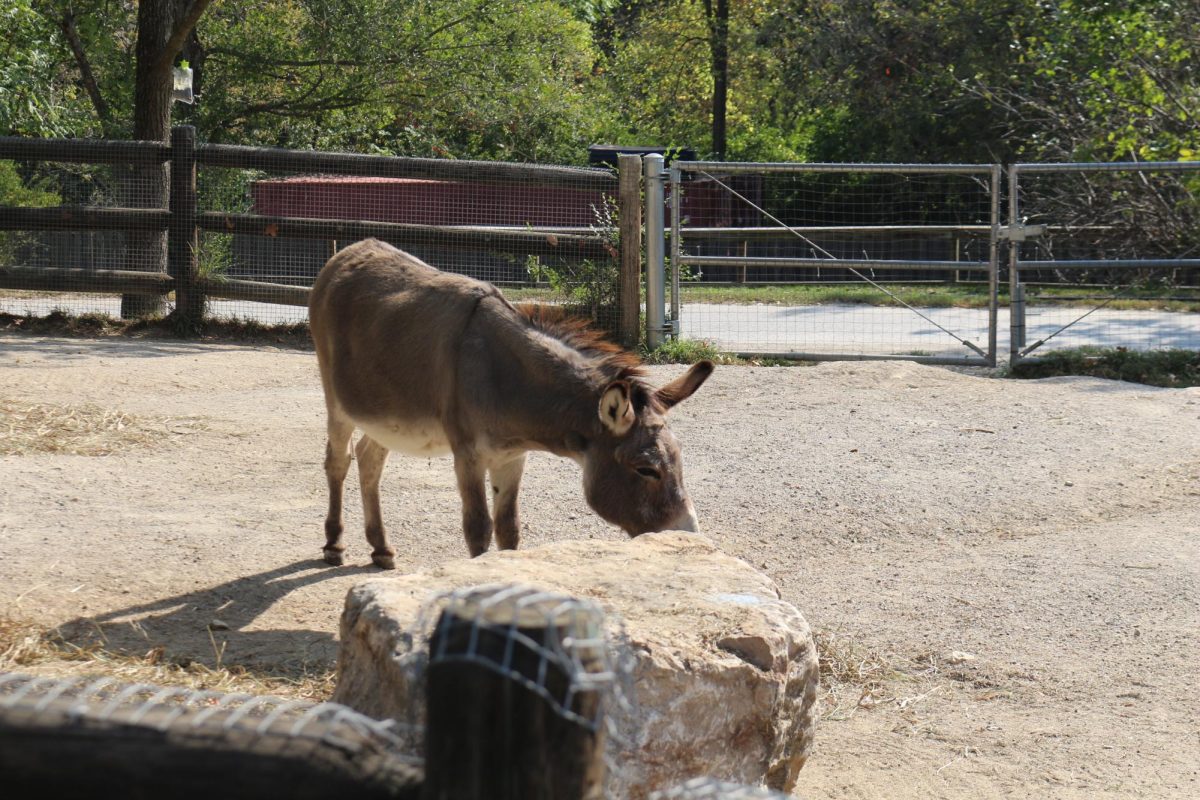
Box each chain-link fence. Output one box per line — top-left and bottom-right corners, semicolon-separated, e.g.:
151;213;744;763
667;162;1000;365
1007;161;1200;362
0;130;631;339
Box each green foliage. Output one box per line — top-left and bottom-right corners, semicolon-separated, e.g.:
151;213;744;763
640;336;801;366
526;196;621;326
3;0;1196;173
641;337;732;365
0;161;60;262
0;1;79;136
1008;347;1200;388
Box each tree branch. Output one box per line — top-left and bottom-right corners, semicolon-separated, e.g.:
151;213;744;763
151;0;217;76
58;8;112;135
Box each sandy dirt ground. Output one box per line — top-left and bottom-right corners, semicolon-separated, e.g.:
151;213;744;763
1;332;1198;798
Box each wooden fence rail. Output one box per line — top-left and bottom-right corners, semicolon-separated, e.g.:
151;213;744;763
0;128;641;342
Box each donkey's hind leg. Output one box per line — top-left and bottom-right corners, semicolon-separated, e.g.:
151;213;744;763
356;435;396;570
322;409;355;566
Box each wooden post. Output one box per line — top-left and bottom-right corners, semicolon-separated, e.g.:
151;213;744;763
422;594;606;800
0;674;422;799
617;154;643;348
168;125;202;330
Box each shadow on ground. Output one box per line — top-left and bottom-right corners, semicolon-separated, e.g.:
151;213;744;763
54;559;372;673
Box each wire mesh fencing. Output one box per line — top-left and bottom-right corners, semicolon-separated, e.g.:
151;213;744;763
1;131;624;335
0;671;422;799
669;162;1000;365
408;583;639;800
1008;162;1200;361
0;139;172;321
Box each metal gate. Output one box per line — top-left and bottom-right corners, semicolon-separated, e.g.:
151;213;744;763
1007;161;1200;364
656;159;1001;366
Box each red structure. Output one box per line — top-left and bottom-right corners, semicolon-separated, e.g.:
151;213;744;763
250;176;611;228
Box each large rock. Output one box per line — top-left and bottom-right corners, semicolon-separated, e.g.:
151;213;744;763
332;532;818;798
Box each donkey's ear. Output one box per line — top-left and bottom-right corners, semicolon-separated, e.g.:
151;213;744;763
598;380;635;436
655;360;714;410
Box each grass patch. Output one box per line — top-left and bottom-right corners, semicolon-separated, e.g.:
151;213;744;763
681;283;1200;311
0;615;334;702
639;337;804;366
1007;347;1200;388
641;337;739;365
683;283;994;308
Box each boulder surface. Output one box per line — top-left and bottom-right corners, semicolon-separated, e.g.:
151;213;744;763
332;531;818;797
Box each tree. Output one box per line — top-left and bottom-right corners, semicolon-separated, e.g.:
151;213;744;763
121;0;215;318
700;0;729;159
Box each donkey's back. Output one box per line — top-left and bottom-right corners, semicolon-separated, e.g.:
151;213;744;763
309;238;498;426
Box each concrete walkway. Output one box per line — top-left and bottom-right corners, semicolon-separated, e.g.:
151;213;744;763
4;294;1198;359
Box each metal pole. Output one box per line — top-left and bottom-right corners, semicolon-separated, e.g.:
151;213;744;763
987;163;1001;366
1008;164;1022;365
669;162;682;334
644;153;666;349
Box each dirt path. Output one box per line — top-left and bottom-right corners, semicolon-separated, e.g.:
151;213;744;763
2;333;1197;798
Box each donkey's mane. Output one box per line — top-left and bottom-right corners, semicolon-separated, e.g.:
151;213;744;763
515;303;645;380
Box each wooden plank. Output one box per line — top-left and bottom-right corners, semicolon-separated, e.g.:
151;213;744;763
0;265;171;295
0;136;169;165
200;277;309;307
198;144;616;190
617;153;643;347
0;206;170;232
198;212;614;261
169;125;202;327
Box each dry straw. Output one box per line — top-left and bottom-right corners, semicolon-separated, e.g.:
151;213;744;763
0;615;333;702
0;398;203;456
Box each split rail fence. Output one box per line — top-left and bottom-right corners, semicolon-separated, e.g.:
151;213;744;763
0;127;640;344
3;130;1198;364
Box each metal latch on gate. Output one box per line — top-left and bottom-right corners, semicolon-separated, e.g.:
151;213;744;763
998;224;1045;242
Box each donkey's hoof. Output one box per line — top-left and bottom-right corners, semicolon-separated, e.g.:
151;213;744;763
322;549;345;567
371;552;396;570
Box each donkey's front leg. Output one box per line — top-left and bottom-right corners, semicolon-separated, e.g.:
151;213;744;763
321;412;355;566
489;454;526;550
454;452;493;557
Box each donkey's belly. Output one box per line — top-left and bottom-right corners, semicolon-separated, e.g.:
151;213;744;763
358;418;451;456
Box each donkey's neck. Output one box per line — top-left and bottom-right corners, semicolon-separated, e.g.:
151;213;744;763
469;304;635;455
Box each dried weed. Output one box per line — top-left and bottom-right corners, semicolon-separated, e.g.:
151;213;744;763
0;398;204;456
0;615;333;702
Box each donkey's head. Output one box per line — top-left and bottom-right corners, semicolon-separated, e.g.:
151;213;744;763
577;360;714;536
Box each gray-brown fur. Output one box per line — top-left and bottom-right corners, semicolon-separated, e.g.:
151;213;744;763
309;239;713;568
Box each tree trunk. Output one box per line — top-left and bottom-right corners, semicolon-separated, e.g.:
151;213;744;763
122;0;212;319
704;0;729;161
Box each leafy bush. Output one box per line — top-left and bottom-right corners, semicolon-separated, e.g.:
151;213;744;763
0;161;59;264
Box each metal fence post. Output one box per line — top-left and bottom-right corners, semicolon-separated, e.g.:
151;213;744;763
1008;164;1022;364
169;125;201;330
987;163;1001;366
669;162;682;335
644;153;667;350
617;154;643;347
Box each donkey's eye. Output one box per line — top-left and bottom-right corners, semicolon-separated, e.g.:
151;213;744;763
635;466;662;480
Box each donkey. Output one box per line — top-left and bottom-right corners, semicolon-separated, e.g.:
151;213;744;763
309;239;713;569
